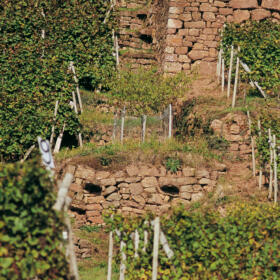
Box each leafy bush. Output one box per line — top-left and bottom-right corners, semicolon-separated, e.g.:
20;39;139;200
107;66;191;116
105;203;280;279
221;20;280;97
0;158;69;279
165;157;181;173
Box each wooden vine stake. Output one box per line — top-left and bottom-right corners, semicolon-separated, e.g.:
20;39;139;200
70;61;83;113
112;112;118;141
134;230;139;258
217;49;222;82
120;106;126;144
152;217;160;280
221;57;225;92
232;47;240;108
119;239;126;280
141;115;147;143
50;100;59;146
268;129;273;200
54;123;66;154
273;135;278;205
247;111;256;176
107;231;113;280
168;104;172;139
227;45;234;98
72;91;83;147
258;120;262;189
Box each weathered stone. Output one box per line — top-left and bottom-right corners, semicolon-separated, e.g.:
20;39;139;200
86;196;104;204
168;19;183;29
230;0;258;8
144;187;157;193
70;183;82;193
182;167;195;177
166;54;178;62
179;14;192;21
180;192;192;200
102;200;120;209
103;186;117;196
121;200;140;208
147;194;163;205
184;21;206;28
195;169;210;178
198;178;212;185
200;3;218;12
214;163;227;172
230;143;239;151
233;10;250;23
176;177;197;186
192;11;202;21
122;207;145;214
164;62;183;72
130;183;143;195
193;184;203;192
262;0;280;11
106;192;121;201
122;194;130;199
178;55;191;63
180;185;193;192
95;171;110;180
75;166;95;180
166;35;183;47
203;12;216;21
230;124;240;135
251;9;271;21
272;12;280;19
175;47;189;55
86;210;100;217
142;177;159;188
219;8;233;15
171;198;190;207
87;216;104;224
132;195;146;205
188;50;208;60
192;192;204;202
214;1;226;7
165;46;175;54
86;204;102;211
169;7;184;14
100;178;116;187
124;177;141;183
112;171;125;178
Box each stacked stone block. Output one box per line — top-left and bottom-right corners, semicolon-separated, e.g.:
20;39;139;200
117;0;280;74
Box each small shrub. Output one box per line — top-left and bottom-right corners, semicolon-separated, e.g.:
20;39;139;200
80;225;101;233
165;157;181;173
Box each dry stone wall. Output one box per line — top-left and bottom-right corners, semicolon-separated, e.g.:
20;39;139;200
59;163;227;226
118;0;280;74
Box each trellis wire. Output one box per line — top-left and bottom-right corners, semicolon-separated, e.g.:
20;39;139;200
258;120;262;189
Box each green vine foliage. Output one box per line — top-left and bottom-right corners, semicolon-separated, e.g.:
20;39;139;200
252;107;280;179
221;20;280;97
0;158;69;279
105;203;280;279
106;67;191;116
0;0;116;162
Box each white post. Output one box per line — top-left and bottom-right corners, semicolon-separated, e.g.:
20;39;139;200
141;115;147;143
258;120;262;189
72;92;83;147
107;231;113;280
160;231;174;259
119;240;126;280
168;104;172;139
152;217;160;280
247;111;256;176
217;49;222;81
112;112;118;141
54;123;66;154
268;129;273;200
273;135;278;205
134;230;139;258
143;221;148;253
227;46;234;98
221;58;225;92
120;106;125;144
70;61;83;113
232;48;240;108
50;100;59;146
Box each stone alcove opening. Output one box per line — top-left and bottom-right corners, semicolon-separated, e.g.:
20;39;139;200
84;183;102;195
137;14;147;21
161;185;179;196
140;34;153;44
70;206;86;215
